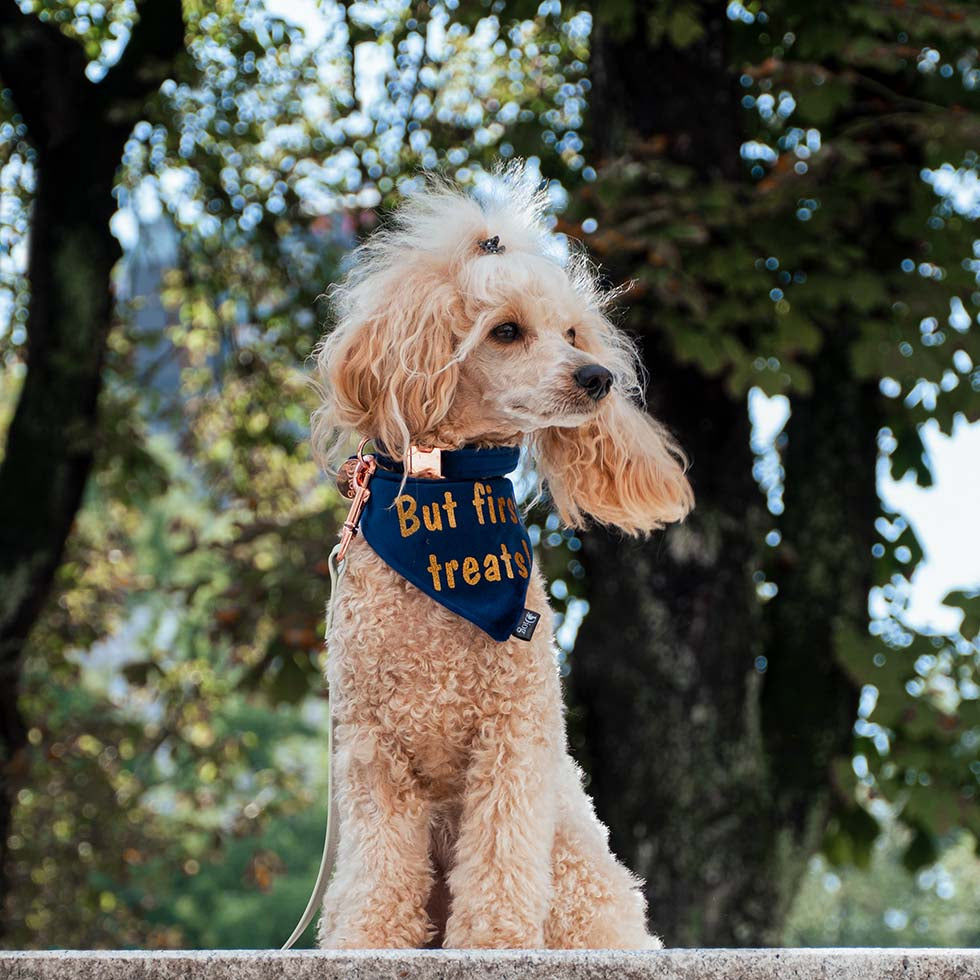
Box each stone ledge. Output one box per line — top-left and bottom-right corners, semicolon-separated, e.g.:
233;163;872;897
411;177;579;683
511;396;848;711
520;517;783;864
2;949;980;980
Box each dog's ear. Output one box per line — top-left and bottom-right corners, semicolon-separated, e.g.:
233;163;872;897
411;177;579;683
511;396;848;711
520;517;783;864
313;269;461;467
532;392;693;535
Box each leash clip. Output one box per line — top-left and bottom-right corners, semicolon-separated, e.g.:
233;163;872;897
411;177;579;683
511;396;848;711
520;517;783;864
336;439;376;562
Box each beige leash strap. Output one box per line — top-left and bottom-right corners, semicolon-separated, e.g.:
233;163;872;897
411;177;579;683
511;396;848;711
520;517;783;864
281;543;343;950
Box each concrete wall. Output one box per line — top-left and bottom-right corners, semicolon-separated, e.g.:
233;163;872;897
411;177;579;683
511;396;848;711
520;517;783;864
2;949;979;980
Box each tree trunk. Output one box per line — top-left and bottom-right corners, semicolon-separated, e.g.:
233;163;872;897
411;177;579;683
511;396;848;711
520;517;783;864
0;134;123;940
570;355;774;944
760;335;876;888
0;0;186;935
569;2;866;944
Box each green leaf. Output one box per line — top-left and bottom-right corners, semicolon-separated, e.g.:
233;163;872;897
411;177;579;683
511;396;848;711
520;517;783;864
944;590;980;641
822;806;880;868
901;826;939;872
847;272;887;313
889;427;933;488
795;78;855;126
667;7;705;48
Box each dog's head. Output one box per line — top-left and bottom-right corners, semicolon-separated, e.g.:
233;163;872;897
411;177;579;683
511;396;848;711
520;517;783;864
312;166;693;535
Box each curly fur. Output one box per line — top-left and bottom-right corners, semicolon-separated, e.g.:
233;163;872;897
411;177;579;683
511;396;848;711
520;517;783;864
312;164;693;949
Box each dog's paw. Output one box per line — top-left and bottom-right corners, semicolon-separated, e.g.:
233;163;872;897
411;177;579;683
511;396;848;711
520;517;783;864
444;911;544;950
326;924;429;950
323;906;433;949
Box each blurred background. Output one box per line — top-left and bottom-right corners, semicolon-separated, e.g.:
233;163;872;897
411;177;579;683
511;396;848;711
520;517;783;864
1;0;979;952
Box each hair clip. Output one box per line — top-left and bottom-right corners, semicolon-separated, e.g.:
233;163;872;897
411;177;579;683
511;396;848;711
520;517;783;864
478;235;506;255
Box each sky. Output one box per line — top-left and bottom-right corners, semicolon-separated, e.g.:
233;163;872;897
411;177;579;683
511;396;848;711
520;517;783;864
879;416;980;633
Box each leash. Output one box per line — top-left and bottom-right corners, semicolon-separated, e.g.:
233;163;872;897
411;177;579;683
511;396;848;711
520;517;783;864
281;444;376;950
280;542;343;950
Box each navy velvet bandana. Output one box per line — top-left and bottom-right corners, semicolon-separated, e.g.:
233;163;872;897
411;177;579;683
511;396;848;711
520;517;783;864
358;446;535;642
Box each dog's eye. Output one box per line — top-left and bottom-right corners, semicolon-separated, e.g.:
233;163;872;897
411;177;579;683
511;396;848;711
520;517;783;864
491;322;522;343
566;328;577;346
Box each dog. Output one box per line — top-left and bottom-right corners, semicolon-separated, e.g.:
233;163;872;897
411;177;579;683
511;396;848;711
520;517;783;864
309;166;693;949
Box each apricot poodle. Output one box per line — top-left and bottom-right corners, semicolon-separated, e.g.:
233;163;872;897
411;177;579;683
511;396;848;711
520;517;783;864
308;166;693;950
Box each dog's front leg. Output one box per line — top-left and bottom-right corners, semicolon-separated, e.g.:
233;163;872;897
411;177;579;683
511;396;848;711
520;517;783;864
318;724;433;949
444;714;557;949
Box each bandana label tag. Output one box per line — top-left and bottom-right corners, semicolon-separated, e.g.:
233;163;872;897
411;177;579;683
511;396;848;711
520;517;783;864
511;608;541;641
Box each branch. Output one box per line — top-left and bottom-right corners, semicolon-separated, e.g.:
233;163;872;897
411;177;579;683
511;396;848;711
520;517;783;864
0;0;91;145
98;0;187;125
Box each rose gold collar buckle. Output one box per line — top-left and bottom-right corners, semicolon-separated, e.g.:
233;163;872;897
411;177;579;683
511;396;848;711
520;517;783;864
407;445;442;479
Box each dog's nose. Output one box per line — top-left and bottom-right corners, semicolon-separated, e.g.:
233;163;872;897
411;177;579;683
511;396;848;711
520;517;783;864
573;363;613;401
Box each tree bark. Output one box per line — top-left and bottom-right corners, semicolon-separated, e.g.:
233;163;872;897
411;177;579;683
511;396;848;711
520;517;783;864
569;1;866;944
0;0;185;936
760;335;876;886
589;3;741;179
570;354;774;944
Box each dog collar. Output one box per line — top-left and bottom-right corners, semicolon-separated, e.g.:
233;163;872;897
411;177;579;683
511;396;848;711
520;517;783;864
357;446;539;642
374;445;522;480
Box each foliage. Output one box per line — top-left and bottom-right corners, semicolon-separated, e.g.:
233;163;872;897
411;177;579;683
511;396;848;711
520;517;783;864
0;0;594;948
3;426;329;947
573;0;980;873
785;826;980;947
